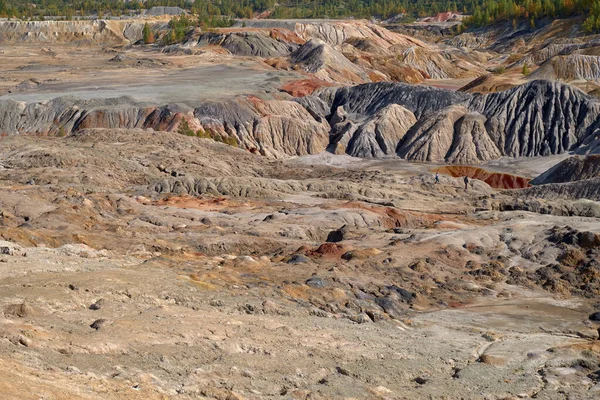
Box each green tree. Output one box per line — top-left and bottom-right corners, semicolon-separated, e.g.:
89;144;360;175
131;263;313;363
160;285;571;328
142;22;155;44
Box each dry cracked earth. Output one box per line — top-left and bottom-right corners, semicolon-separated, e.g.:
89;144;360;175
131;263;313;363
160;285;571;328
0;15;600;400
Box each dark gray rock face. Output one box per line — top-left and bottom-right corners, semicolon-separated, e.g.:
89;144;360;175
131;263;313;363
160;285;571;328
468;80;600;158
197;31;297;57
320;80;600;163
324;82;470;120
531;155;600;185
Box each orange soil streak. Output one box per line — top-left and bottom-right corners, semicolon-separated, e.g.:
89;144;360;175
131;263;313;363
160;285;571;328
154;195;266;211
280;79;335;97
433;166;531;189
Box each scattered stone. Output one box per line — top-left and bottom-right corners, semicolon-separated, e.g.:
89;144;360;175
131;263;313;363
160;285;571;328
366;310;385;322
590;312;600;322
239;304;258;314
262;300;290;316
287;254;309;264
327;225;348;243
209;299;224;307
305;277;326;288
349;313;371;323
11;334;32;347
89;299;105;310
309;307;332;318
478;354;507;366
414;377;428;385
342;248;382;260
0;241;25;256
4;302;37;318
90;319;109;330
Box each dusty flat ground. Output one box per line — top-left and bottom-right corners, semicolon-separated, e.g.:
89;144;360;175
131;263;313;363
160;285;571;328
0;45;304;103
0;130;599;399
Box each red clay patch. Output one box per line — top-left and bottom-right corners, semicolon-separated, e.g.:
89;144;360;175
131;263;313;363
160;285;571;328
433;166;531;189
280;79;335;97
306;243;348;258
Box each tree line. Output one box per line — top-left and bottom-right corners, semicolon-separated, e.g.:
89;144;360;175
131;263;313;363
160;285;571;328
0;0;597;32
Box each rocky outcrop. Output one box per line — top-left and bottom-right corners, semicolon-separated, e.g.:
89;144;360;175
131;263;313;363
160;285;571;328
517;178;600;201
236;19;427;49
319;80;600;163
0;96;329;158
396;46;486;80
1;80;599;163
468;80;600;158
197;31;298;57
531;155;600;185
329;104;416;158
322;82;470;120
291;39;370;84
0;20;163;45
398;106;501;163
529;55;600;82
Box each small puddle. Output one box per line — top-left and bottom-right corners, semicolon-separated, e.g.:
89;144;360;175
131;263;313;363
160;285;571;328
432;166;531;189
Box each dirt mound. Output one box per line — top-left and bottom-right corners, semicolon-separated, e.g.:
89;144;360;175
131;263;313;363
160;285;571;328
531;155;600;185
291;39;370;84
529;54;600;82
458;74;522;93
197;31;298;57
517;177;600;201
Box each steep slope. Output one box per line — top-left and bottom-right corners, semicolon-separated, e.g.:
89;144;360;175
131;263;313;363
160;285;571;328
468;80;600;157
397;106;502;163
0;20;163;45
197;31;298;57
531;155;600;185
322;82;470;120
0;96;329;158
528;55;600;82
319;80;600;163
2;80;600;163
236;19;427;49
329;104;417;157
291;39;370;84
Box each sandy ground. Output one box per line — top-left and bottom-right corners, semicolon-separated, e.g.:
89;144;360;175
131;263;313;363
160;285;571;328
0;131;598;399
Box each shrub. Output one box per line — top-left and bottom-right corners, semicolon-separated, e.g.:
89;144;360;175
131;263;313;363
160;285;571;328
177;119;196;136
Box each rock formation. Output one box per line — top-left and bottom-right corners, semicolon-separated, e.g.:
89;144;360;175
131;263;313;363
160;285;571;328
197;31;298;57
531;155;600;185
0;20;165;45
398;106;501;163
1;79;599;164
329;104;417;157
529;55;600;82
467;80;600;158
291;39;370;84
